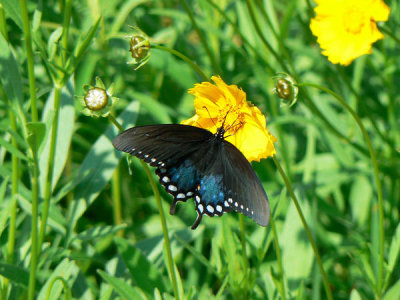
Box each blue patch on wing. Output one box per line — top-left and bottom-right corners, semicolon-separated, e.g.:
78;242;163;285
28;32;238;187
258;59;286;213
199;175;225;205
169;159;198;191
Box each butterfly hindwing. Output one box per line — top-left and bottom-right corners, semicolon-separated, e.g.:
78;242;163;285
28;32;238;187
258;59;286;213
190;140;269;228
113;124;213;215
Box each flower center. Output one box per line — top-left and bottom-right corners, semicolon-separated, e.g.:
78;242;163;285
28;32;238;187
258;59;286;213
84;87;108;111
216;104;244;135
344;8;368;34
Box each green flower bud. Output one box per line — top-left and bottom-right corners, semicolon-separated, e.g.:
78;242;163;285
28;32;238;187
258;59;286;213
273;73;298;107
126;27;151;70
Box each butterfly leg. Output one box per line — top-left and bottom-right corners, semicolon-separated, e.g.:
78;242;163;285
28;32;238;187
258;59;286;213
191;212;203;230
170;199;178;215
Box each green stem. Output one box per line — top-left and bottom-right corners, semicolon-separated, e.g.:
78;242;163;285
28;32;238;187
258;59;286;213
238;215;248;295
4;98;19;298
112;166;123;237
245;0;290;74
28;154;40;300
152;45;209;82
202;0;275;73
108;114;124;131
140;161;179;300
38;86;62;249
298;82;385;296
0;4;8;41
270;216;286;300
380;26;400;46
61;0;73;64
45;276;72;300
110;115;179;300
19;0;38;122
273;156;332;300
178;0;222;75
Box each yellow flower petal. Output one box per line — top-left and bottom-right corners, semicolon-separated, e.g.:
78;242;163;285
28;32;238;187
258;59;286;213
310;0;390;65
182;76;276;162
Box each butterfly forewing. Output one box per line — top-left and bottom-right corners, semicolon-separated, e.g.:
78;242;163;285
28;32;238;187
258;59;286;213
112;124;212;168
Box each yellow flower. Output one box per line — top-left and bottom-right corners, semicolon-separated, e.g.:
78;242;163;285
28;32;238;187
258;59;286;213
181;76;277;162
310;0;390;66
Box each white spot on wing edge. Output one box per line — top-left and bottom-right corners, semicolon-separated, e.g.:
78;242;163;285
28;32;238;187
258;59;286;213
216;205;223;212
162;176;170;183
176;193;185;199
198;204;204;213
206;205;214;213
224;201;229;207
168;185;177;192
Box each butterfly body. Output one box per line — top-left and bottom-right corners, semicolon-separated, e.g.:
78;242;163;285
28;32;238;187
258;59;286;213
112;124;270;229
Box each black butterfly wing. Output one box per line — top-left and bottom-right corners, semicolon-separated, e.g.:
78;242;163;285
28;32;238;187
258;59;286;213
220;141;270;226
112;124;214;214
113;124;270;229
191;139;270;228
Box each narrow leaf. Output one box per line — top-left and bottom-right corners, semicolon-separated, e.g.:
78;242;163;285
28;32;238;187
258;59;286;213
97;270;147;300
114;237;167;295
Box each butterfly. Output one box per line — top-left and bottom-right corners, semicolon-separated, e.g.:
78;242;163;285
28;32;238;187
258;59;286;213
112;124;270;229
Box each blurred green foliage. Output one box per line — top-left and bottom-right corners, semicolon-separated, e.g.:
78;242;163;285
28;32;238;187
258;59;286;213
0;0;399;299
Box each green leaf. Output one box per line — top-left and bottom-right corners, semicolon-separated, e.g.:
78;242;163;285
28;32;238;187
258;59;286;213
349;289;362;300
115;237;167;295
0;33;25;124
0;136;28;161
350;175;372;226
383;279;400;300
386;224;400;284
281;198;313;290
67;101;139;235
47;27;63;61
0;0;23;30
0;262;29;287
97;270;148;300
74;224;127;242
37;258;77;300
26;122;46;157
39;81;75;196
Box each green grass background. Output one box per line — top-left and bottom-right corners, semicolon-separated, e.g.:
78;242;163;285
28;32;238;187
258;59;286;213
0;0;399;299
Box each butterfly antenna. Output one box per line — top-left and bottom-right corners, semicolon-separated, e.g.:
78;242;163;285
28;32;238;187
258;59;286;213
202;106;217;128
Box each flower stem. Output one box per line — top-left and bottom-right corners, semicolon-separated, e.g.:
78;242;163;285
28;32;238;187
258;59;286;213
0;84;18;299
152;44;209;82
140;161;179;299
273;156;332;300
38;85;62;250
112;166;123;237
19;0;38;122
109;114;179;300
178;0;222;75
298;82;385;296
380;25;400;46
245;0;290;74
238;214;248;294
0;4;8;41
269;216;286;300
28;154;40;300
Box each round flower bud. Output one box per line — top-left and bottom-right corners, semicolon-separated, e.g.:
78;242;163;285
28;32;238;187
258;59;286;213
78;77;119;118
126;27;151;70
273;73;298;107
129;35;150;59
